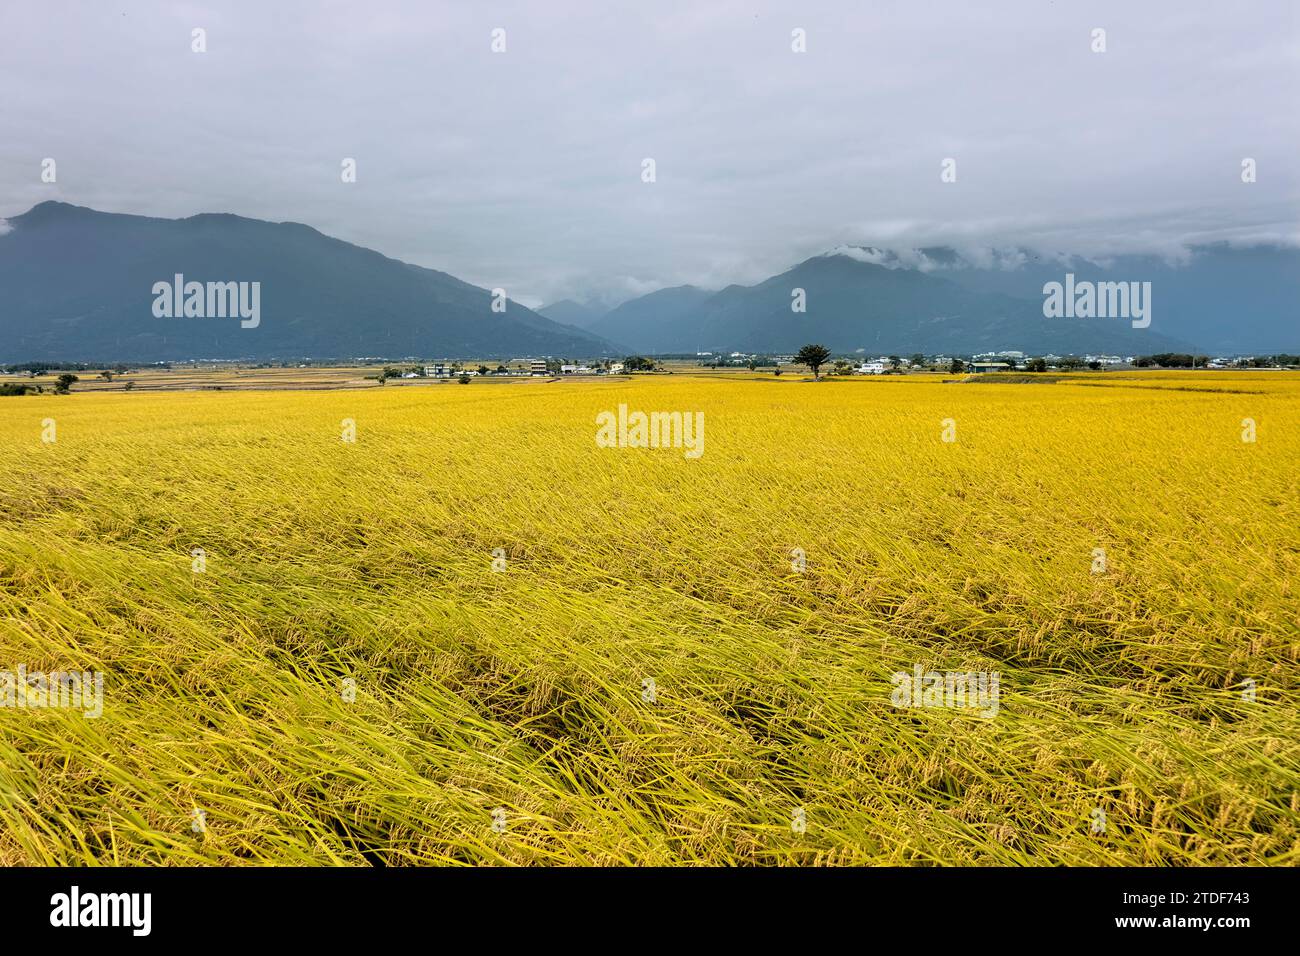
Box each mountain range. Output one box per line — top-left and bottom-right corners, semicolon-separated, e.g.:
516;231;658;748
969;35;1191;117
822;244;1300;355
3;202;1296;362
0;202;617;362
548;246;1299;356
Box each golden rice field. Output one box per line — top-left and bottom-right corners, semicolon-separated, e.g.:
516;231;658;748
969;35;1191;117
0;370;1296;865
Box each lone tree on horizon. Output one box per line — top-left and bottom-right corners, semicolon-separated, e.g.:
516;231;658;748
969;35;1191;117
795;344;832;380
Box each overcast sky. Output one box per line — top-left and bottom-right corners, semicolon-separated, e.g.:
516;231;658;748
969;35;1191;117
2;0;1296;308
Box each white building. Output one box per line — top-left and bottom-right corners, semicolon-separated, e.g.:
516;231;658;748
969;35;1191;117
856;362;887;375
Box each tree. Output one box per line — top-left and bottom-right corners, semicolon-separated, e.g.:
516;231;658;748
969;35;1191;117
53;373;79;394
888;355;901;370
458;373;471;384
477;365;489;376
99;370;114;382
795;344;832;379
1027;357;1048;373
909;353;925;368
948;358;965;374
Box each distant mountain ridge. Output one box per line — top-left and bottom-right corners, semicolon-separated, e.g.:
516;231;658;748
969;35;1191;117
596;254;1199;355
819;243;1300;354
595;243;1299;355
537;299;605;329
587;286;717;353
0;202;619;362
